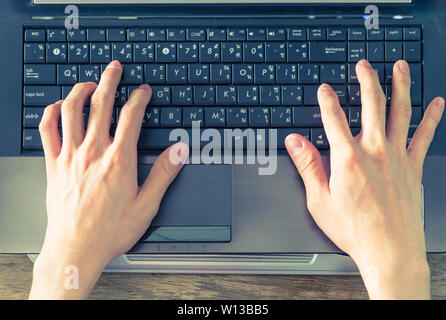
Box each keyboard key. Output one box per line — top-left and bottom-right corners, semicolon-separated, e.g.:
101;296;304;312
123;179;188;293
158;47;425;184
404;27;421;41
266;28;286;41
367;42;385;62
187;28;206;41
247;28;266;41
271;107;292;127
167;28;186;41
287;28;307;41
151;86;171;105
298;64;319;84
24;86;61;106
221;42;242;62
309;27;326;41
233;64;254;84
147;28;166;41
47;29;66;42
287;42;308;62
160;107;182;127
293;107;322;127
112;43;133;62
166;64;187;84
127;28;146;41
367;29;384;41
200;43;220;63
238;86;259;105
156;43;177;62
24;64;56;84
25;29;45;42
404;42;421;62
107;28;126;41
23;129;42;149
260;85;281;105
142;107;160;127
249;107;270;127
243;43;265;62
327;28;346;41
348;63;358;83
189;64;210;84
311;128;329;148
332;85;348;105
276;64;297;84
205;107;226;127
304;85;319;105
265;43;286;62
90;43;111;63
79;65;100;82
68;43;89;63
172;85;193;105
211;64;231;84
87;28;106;41
254;64;275;84
273;128;310;148
227;107;248;127
348;28;365;41
227;28;246;41
46;43;67;63
57;65;78;84
349;85;361;105
216;85;237;105
183;107;203;127
23;107;45;127
385;27;403;41
207;28;226;41
123;64;144;84
309;42;346;62
24;43;45;63
348;42;366;62
178;42;199;62
349;107;362;127
410;63;422;105
411;107;422;126
194;85;215;105
67;29;86;42
282;85;303;105
145;64;166;84
320;64;347;83
385;42;402;61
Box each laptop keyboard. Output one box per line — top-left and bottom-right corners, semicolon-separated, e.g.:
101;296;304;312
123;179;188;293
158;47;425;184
22;26;423;151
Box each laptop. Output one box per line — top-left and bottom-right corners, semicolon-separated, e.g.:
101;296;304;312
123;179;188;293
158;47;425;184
0;0;445;274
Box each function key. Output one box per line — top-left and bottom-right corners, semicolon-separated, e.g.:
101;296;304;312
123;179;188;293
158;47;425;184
247;28;266;41
147;28;166;41
167;28;186;41
404;27;421;40
348;27;365;40
187;28;206;41
107;28;126;41
327;28;346;41
67;29;86;42
287;27;306;41
127;28;146;41
385;27;403;40
87;28;106;41
47;29;66;42
308;27;326;41
25;29;45;42
367;28;384;41
266;28;286;41
228;28;246;41
208;28;226;41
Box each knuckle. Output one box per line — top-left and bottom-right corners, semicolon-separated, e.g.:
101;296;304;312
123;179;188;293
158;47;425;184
298;151;321;178
91;90;108;106
61;99;78;115
394;103;412;120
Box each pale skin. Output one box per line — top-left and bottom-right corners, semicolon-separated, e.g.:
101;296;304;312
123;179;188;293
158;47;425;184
29;59;444;300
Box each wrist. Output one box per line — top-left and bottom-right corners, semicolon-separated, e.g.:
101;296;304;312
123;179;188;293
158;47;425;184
30;245;109;299
355;255;430;300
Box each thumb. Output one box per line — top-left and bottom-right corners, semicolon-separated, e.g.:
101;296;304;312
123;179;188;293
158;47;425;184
137;142;189;218
285;134;330;213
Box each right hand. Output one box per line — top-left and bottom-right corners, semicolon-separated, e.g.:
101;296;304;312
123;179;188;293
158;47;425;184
285;59;444;299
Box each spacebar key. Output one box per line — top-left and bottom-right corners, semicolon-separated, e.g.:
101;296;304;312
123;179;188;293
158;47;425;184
138;129;190;149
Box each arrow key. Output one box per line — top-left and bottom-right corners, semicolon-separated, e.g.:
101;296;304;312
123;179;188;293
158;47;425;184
311;128;329;149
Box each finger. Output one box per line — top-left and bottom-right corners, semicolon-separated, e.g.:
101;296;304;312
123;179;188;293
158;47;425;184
408;97;445;175
356;59;387;138
387;60;412;147
39;100;63;160
86;60;122;142
113;84;151;151
136;142;189;221
317;83;353;148
285;134;330;220
61;82;97;149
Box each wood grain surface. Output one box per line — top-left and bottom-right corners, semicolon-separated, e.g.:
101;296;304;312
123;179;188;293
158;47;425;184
1;253;445;300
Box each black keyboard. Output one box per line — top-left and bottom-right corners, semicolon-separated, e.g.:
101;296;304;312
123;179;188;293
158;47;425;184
22;26;423;151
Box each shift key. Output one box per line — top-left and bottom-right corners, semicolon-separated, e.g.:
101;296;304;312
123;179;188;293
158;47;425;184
309;42;346;62
24;86;60;106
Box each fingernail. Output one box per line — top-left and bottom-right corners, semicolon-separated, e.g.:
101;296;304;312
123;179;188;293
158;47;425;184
55;100;63;104
175;143;189;164
139;84;150;90
398;60;410;74
436;97;445;107
285;135;304;157
357;59;371;68
319;83;331;90
106;60;122;69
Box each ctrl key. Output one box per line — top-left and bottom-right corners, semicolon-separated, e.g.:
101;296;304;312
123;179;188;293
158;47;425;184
23;129;42;150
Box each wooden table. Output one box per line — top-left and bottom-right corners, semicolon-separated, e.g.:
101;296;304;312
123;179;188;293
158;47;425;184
1;253;445;300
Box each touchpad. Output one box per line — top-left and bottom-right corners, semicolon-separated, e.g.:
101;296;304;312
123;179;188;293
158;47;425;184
137;164;231;242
